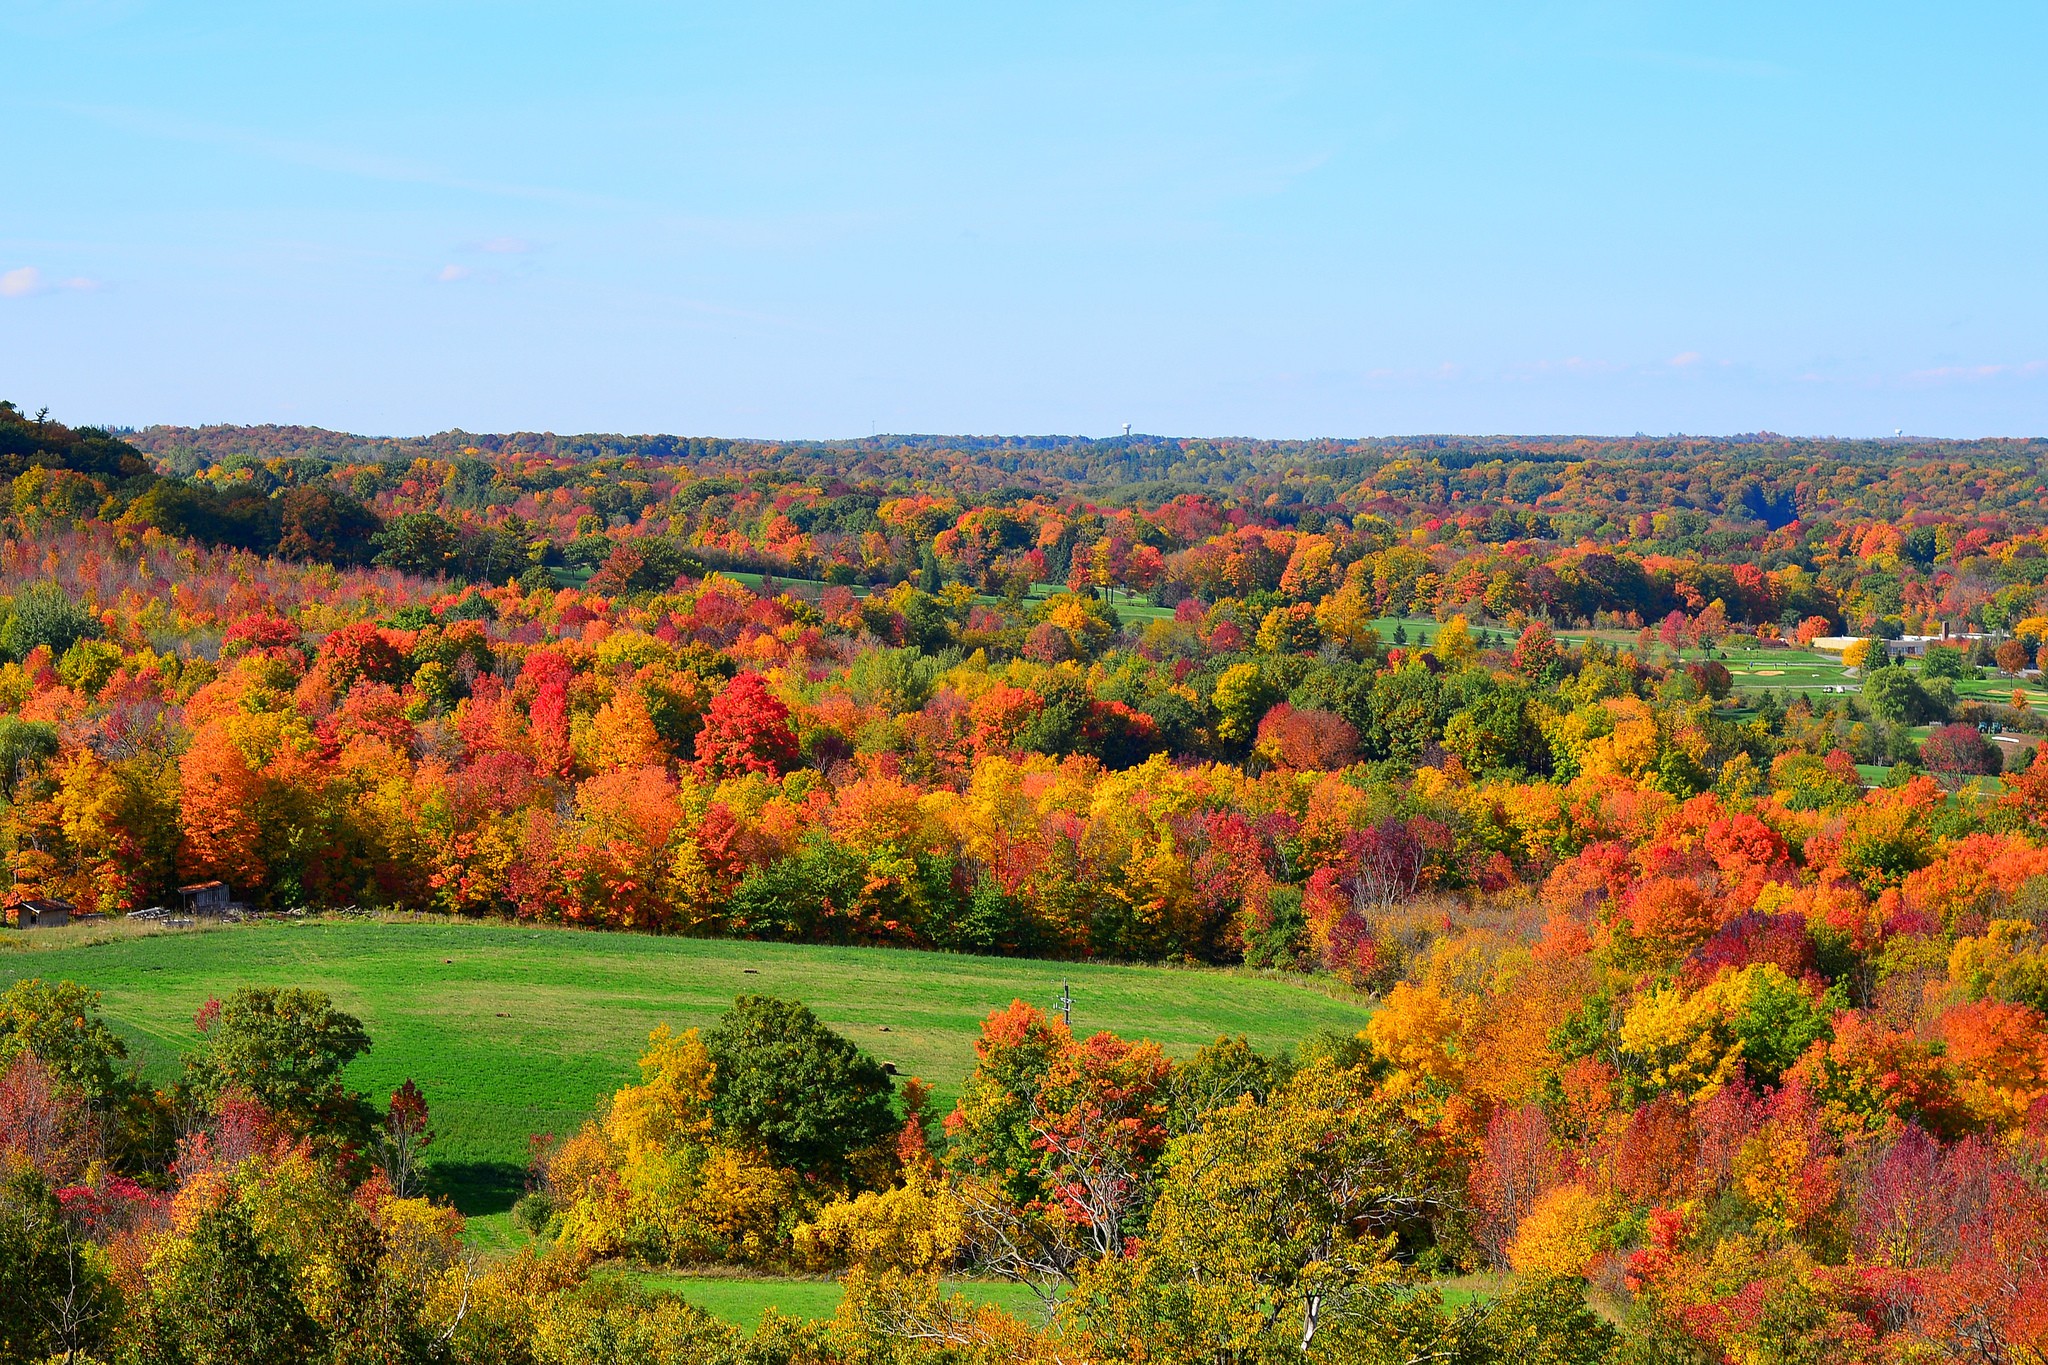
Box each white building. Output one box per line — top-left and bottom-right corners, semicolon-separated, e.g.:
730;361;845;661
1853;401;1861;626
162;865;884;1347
1810;633;1990;660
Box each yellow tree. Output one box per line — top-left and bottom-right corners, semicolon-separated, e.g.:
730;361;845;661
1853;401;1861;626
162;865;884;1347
1064;1059;1449;1360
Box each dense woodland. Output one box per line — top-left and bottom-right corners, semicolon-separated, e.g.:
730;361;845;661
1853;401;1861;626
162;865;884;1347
3;400;2048;1361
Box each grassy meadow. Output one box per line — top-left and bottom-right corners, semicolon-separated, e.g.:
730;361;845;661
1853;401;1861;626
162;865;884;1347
633;1273;1051;1330
0;917;1373;1223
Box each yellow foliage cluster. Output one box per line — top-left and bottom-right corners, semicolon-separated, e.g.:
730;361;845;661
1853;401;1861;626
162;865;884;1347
794;1169;964;1274
1365;980;1469;1102
1619;983;1742;1100
545;1025;810;1266
1506;1184;1604;1278
1948;918;2048;1009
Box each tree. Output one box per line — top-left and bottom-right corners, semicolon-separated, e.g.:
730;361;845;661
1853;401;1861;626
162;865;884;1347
1211;662;1280;748
693;673;800;779
0;978;131;1105
1620;965;1830;1098
1620;876;1719;965
704;995;895;1177
1253;703;1358;771
1793;616;1833;648
1476;1275;1616;1365
1469;1104;1568;1268
722;832;870;941
0;582;98;661
0;1165;115;1364
0;717;60;800
123;1178;327;1365
1445;686;1548;776
1921;644;1972;680
373;512;462;577
1999;638;2032;674
1064;1058;1448;1359
1863;665;1934;724
176;719;269;889
529;1278;751;1364
1028;1028;1171;1258
184;988;376;1151
1365;664;1447;765
945;1001;1074;1205
380;1080;434;1199
1511;622;1563;680
1791;1011;1968;1139
314;620;408;692
1922;722;2003;791
1255;604;1323;655
1507;1184;1602;1278
276;485;381;565
1940;998;2048;1131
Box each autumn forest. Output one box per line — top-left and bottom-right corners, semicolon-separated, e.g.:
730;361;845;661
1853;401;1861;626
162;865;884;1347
2;399;2047;1363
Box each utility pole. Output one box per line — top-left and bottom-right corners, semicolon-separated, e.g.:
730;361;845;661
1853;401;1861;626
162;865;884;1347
1057;981;1073;1028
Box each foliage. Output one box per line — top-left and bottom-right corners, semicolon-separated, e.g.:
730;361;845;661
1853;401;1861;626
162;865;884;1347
705;995;896;1179
1064;1057;1448;1360
7;400;2048;1360
182;987;378;1153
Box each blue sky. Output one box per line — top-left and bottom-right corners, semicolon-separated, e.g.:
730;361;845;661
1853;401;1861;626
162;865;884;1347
2;2;2043;439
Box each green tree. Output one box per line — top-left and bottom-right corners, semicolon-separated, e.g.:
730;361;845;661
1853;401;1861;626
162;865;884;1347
1478;1276;1617;1364
0;581;97;660
0;1166;115;1364
0;978;131;1104
1862;665;1937;725
183;988;376;1149
1165;1035;1292;1136
1920;644;1974;680
0;716;60;798
724;834;869;941
372;512;462;577
57;638;124;696
124;1190;326;1365
1365;664;1446;765
1289;659;1377;734
705;995;895;1178
1213;662;1281;748
944;1001;1073;1206
1654;745;1710;798
529;1277;748;1365
1726;966;1834;1085
848;646;940;714
276;485;381;565
1018;672;1097;757
1444;686;1549;777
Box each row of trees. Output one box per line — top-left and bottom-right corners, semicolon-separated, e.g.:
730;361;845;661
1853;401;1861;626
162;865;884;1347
531;972;2048;1362
37;399;2048;645
0;520;2038;960
8;958;2045;1361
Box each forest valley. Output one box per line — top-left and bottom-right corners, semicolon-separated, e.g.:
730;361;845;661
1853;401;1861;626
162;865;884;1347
1;400;2047;1361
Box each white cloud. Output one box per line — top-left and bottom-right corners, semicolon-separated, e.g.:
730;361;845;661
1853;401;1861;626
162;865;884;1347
1669;351;1703;368
0;266;44;298
437;264;471;282
1904;361;2047;384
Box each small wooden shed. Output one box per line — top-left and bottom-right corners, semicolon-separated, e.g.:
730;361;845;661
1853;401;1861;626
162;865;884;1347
178;881;232;916
8;897;73;929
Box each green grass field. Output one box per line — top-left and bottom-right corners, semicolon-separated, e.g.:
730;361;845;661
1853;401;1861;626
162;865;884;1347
0;918;1371;1225
634;1269;1500;1333
633;1273;1050;1330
